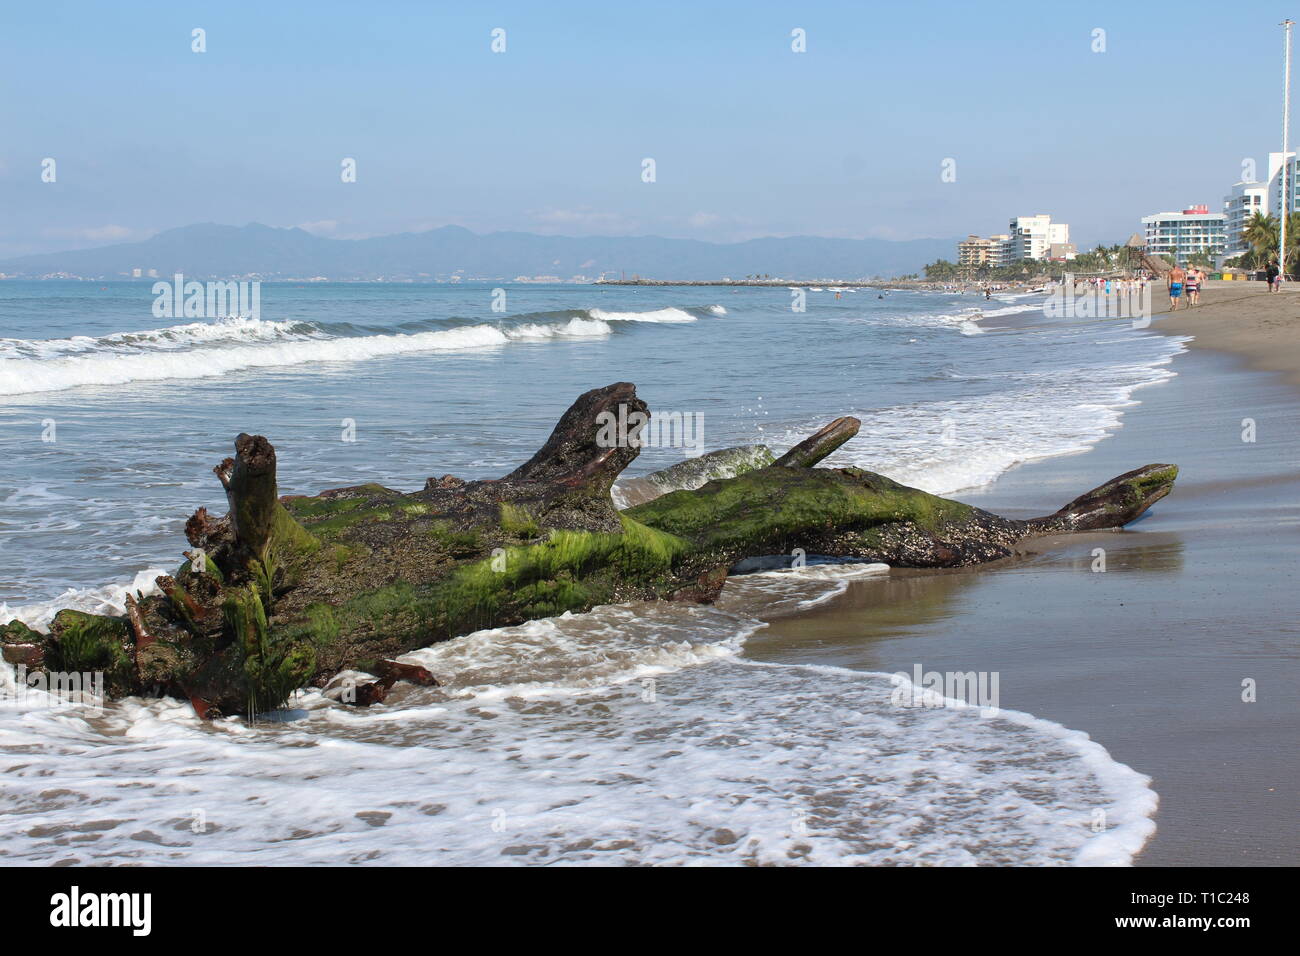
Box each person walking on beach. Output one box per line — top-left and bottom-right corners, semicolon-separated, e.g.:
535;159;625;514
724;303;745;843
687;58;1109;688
1265;260;1279;292
1168;264;1186;310
1185;267;1202;307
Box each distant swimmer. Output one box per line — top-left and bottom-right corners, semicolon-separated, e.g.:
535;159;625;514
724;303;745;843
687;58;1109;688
835;291;842;299
877;294;884;299
984;288;992;300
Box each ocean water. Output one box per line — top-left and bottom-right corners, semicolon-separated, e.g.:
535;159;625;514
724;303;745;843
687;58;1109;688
0;280;1179;865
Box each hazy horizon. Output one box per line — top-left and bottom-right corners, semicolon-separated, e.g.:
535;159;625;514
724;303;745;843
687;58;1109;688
1;218;966;257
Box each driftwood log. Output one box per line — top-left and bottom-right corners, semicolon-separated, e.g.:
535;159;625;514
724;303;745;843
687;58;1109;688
1;383;1178;716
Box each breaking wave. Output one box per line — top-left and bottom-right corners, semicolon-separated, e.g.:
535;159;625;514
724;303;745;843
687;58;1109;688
0;305;722;397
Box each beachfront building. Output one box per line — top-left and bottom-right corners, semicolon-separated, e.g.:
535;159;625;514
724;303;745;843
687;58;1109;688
1222;181;1268;259
1140;205;1227;264
1217;152;1300;261
957;235;993;267
957;233;1013;267
1267;151;1299;218
956;217;1071;267
1008;214;1072;261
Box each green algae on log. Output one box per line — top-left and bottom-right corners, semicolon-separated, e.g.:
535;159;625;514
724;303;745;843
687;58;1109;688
6;382;1178;717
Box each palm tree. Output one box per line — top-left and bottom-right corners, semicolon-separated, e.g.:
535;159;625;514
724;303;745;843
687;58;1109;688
924;259;959;280
1243;211;1279;262
1283;212;1300;274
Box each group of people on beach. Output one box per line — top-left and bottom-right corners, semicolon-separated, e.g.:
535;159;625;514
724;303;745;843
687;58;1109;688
1072;276;1148;296
1166;265;1206;310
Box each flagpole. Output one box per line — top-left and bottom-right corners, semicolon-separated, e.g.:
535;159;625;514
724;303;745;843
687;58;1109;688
1281;19;1294;281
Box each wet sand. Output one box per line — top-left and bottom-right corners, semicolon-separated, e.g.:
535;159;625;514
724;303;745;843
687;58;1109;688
747;283;1300;866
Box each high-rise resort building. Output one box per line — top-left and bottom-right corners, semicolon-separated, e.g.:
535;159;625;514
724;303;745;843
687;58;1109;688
957;215;1073;266
1267;151;1300;218
1140;205;1227;264
957;234;1013;267
1223;181;1269;259
1219;152;1300;261
1008;214;1072;261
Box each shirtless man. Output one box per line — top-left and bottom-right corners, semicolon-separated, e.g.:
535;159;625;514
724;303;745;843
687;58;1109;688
1167;264;1187;311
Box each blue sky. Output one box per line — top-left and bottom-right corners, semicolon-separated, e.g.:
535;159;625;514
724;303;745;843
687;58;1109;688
1;0;1296;257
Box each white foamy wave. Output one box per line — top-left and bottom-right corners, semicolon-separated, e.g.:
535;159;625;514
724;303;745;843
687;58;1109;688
0;566;166;631
976;303;1042;319
770;342;1184;496
884;310;987;337
506;317;611;340
882;303;1035;339
995;290;1049;301
587;307;698;323
719;562;890;614
930;314;985;336
0;585;1156;866
0;320;613;396
0;316;314;361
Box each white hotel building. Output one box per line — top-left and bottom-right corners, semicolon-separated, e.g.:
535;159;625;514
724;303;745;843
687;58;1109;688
1220;152;1300;261
1008;214;1072;261
957;214;1074;265
1222;181;1268;259
1140;205;1227;264
1266;150;1299;219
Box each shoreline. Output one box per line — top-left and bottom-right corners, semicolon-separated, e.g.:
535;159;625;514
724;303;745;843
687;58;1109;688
594;277;1047;294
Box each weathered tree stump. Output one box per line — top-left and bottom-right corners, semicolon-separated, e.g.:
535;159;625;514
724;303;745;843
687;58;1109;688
5;383;1178;716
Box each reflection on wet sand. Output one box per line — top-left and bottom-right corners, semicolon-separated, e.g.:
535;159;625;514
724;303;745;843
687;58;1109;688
743;532;1186;670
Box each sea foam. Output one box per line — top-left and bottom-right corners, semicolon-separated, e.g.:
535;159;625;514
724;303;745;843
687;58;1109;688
0;565;1157;866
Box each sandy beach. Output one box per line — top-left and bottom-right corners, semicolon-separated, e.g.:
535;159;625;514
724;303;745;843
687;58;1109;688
1160;279;1300;387
749;280;1300;866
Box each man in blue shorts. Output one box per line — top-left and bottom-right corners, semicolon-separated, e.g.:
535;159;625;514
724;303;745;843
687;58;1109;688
1167;265;1186;311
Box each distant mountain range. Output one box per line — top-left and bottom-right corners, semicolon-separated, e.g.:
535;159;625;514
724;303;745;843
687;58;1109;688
0;223;957;281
